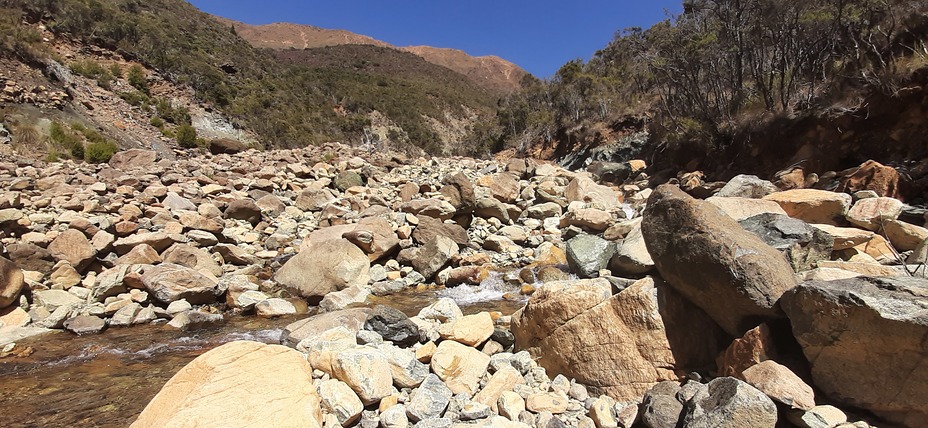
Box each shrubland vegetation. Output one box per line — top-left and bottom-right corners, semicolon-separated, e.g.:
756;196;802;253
47;121;119;163
2;0;499;155
495;0;928;165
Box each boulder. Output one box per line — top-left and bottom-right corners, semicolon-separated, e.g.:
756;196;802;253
412;216;469;247
130;341;323;428
706;196;787;221
364;305;420;348
406;374;452;422
403;236;458;280
63;315;106;335
0;257;24;309
400;199;456;221
334;170;363;192
437;312;494;347
162;244;223;277
280;308;371;347
716;175;779;199
565;176;620;210
845;197;903;231
741;360;815;411
6;243;54;274
109;149;157;170
681;377;777;428
738;213;833;272
331;347;394;405
643;185;798;336
208;138;245;155
511;277;726;401
780;277;928;427
142;263;219;304
836;160;903;200
472;365;524;412
47;229;96;271
431;339;491;396
883;219;928;252
566;234;616;278
167;310;224;331
564;208;612;232
113;232;174;255
762;189;852;226
715;324;780;378
275;239;370;300
296;188;336;212
223;199;262;225
441;171;476;213
484;173;521;204
317;379;363;427
609;223;654;276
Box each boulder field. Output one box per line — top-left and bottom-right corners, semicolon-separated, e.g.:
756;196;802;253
0;145;925;427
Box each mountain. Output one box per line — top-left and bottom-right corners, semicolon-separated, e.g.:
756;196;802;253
214;18;529;94
0;0;508;158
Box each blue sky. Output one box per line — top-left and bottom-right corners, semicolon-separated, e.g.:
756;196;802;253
188;0;682;78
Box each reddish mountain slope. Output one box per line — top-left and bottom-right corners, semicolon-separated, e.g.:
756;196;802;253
216;17;528;93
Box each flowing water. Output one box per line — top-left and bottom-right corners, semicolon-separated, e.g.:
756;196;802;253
0;280;528;428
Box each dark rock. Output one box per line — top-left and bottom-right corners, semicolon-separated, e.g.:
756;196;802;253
0;256;25;309
334;170;364;192
640;381;684;428
6;243;55;274
208;138;245;155
364;305;420;347
223;199;262;225
739;213;833;272
490;327;515;348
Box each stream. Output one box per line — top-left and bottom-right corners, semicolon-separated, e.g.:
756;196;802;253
0;282;527;428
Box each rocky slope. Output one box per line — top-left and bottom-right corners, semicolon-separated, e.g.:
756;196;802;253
0;143;926;427
215;17;529;94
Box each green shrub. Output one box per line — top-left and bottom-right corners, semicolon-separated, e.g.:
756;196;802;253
49;121;83;157
69;141;84;159
175;124;197;148
119;90;149;107
155;98;191;124
149;116;164;128
127;64;149;94
69;60;105;78
109;63;122;78
84;141;118;163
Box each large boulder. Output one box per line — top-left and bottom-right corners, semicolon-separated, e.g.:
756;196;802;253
130;341;323;428
780;277;928;427
412;216;469;247
275;239;370;301
716;174;779;199
642;185;798;336
0;257;24;309
511;277;726;401
402;235;458;280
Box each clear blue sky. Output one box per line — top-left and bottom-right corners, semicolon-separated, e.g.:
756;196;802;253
187;0;682;78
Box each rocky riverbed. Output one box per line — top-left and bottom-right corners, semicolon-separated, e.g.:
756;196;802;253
0;143;926;427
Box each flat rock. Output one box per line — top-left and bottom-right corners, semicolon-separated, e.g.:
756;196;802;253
763;189;852;226
431;339;491;396
742;360;815;410
142;263;218;304
130;341;323;428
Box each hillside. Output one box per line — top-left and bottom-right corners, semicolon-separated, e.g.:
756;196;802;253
215;18;529;94
0;0;508;158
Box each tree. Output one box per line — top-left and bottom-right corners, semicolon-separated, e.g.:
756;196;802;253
127;64;149;95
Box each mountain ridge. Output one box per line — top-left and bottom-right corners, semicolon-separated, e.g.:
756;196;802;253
214;17;529;94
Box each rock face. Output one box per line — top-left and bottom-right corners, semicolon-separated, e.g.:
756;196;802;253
0;257;24;309
511;277;726;401
642;185;798;336
780;277;928;427
131;340;323;428
275;239;370;300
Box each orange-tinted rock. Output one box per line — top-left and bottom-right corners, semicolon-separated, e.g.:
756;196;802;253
716;324;779;378
837;160;903;200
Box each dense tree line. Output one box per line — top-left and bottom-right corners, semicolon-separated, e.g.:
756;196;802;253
494;0;928;158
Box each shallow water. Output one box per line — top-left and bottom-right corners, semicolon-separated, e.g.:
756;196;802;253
0;287;527;427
